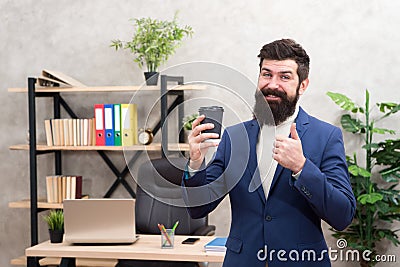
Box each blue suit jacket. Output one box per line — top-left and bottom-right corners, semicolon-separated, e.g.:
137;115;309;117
183;107;356;267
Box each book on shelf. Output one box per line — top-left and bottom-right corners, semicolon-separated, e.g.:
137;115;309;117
75;176;83;199
204;237;227;252
63;119;69;146
68;119;74;145
38;76;71;88
59;119;65;146
46;176;52;203
71;176;76;200
73;119;77;146
46;175;83;203
44;118;95;147
77;119;81;145
90;118;95;146
52;119;60;146
44;120;53;146
38;69;87;88
57;176;62;203
62;176;67;201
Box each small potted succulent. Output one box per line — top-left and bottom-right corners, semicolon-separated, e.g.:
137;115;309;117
43;210;64;243
111;12;193;85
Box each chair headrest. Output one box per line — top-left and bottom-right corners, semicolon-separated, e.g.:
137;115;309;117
137;157;188;201
149;157;187;185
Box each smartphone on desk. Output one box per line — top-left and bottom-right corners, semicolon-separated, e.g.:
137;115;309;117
182;237;200;244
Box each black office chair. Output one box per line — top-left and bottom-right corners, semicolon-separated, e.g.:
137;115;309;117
117;157;216;267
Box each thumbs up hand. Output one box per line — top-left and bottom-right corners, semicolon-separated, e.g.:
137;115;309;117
273;123;306;174
290;123;300;140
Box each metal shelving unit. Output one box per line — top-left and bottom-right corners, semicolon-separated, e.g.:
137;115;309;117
10;75;196;267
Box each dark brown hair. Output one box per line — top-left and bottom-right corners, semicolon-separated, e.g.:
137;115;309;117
258;39;310;83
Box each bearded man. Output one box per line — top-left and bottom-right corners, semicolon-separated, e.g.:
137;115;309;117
182;39;356;267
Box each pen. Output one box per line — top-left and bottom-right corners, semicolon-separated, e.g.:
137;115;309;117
171;221;179;232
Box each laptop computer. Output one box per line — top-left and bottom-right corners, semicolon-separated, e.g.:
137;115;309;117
63;199;138;244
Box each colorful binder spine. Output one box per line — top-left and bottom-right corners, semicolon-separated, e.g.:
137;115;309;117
121;103;138;146
104;104;115;146
94;104;105;146
113;104;122;146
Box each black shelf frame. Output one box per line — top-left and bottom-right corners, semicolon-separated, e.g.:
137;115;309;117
26;75;185;267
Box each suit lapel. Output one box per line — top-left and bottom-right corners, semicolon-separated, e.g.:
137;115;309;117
268;107;310;194
246;120;266;204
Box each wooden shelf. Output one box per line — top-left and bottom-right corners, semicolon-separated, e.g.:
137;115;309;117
8;84;206;93
11;256;25;266
9;195;92;209
9;199;63;209
11;256;117;266
9;143;190;152
40;257;117;267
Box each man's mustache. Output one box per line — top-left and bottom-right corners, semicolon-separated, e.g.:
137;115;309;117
259;88;287;99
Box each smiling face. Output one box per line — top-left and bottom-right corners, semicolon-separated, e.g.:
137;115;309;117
254;59;309;126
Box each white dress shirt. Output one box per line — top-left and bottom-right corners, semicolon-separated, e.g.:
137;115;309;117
256;105;299;200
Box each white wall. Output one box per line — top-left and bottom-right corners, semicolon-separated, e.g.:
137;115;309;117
1;0;399;266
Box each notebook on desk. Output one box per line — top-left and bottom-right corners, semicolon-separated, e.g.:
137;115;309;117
63;199;138;244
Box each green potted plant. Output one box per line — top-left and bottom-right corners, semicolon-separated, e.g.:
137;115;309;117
182;113;199;131
111;12;193;85
43;209;64;243
327;90;400;267
181;113;198;142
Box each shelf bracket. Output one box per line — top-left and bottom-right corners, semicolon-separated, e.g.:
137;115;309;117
160;75;184;158
60;257;76;267
27;77;39;267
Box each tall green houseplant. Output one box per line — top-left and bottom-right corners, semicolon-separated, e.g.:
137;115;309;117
111;12;193;74
327;90;400;267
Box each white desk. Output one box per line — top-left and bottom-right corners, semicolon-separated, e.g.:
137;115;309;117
26;235;225;267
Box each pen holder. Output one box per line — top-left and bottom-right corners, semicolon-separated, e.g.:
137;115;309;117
160;229;175;249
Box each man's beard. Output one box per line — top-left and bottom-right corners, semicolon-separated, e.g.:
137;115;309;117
253;87;299;126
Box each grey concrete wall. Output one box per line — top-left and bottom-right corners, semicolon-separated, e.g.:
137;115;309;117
1;0;399;266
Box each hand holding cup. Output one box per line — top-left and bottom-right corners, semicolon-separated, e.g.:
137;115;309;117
189;106;224;170
188;115;220;170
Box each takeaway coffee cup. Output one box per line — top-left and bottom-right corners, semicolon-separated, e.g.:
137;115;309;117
199;106;224;139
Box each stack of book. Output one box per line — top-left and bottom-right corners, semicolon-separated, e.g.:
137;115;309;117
94;103;138;146
204;237;227;252
46;175;83;203
44;118;95;146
